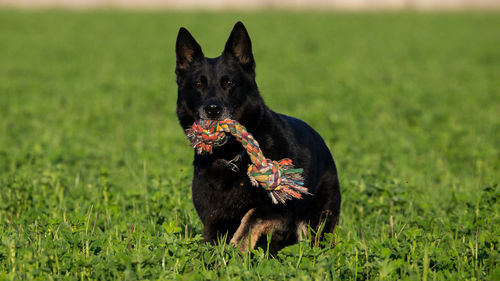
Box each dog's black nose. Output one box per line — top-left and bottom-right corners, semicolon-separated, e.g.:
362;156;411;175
204;103;223;119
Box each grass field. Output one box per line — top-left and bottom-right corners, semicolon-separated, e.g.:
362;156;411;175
0;10;499;280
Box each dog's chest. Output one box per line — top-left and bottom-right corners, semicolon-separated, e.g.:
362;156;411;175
191;164;269;222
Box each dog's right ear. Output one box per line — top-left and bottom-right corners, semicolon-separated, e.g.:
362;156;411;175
176;27;204;74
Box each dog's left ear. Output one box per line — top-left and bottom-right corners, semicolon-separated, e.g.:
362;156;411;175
223;21;255;75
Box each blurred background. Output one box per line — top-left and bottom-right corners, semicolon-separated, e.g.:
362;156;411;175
1;0;500;10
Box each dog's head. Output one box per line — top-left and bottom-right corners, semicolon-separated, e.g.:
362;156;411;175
175;22;263;130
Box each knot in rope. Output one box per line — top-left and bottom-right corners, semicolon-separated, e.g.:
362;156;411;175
186;120;227;154
247;160;282;190
185;119;310;204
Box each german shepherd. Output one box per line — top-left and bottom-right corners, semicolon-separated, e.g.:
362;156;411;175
175;22;341;253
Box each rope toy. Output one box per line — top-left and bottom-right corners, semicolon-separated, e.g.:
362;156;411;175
185;119;310;204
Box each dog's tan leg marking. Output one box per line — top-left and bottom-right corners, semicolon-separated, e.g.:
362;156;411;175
232;219;282;252
230;208;256;246
248;219;281;250
296;221;308;241
230;208;285;252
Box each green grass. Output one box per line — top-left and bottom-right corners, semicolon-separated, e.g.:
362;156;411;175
1;10;499;280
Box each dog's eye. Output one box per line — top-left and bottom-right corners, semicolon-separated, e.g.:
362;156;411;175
220;77;234;89
194;79;204;89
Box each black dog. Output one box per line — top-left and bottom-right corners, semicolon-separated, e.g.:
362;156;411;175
175;22;341;252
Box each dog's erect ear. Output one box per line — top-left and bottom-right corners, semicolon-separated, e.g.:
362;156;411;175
176;27;204;73
223;22;255;74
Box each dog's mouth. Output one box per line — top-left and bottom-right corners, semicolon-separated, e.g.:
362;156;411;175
186;118;232;153
191;105;237;151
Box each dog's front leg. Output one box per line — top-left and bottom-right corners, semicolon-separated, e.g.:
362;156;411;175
230;206;296;253
203;220;235;244
203;223;219;244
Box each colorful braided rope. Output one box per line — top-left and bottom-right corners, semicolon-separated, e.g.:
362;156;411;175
185;119;309;204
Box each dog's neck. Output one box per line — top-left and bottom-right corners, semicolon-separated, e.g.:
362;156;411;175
236;97;271;133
